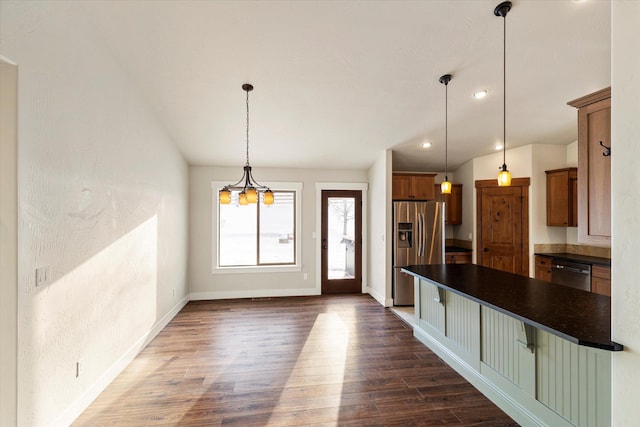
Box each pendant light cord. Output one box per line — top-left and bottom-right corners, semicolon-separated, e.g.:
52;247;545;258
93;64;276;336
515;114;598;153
502;9;507;167
245;88;250;167
445;82;448;178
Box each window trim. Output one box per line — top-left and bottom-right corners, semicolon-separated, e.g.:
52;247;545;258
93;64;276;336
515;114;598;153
211;181;303;274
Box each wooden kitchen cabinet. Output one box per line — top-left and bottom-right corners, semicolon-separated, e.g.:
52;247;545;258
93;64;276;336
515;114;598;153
434;183;463;225
568;87;611;245
546;168;577;227
392;173;436;200
535;255;553;282
445;251;471;264
591;265;611;296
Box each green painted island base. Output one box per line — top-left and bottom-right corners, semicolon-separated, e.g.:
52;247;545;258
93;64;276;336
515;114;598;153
413;278;611;427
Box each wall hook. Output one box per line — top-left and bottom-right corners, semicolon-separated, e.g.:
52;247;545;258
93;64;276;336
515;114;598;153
599;141;611;157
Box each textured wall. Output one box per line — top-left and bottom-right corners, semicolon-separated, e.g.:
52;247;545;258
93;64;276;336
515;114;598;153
189;165;367;298
367;150;391;305
0;2;189;425
1;59;18;427
611;2;640;425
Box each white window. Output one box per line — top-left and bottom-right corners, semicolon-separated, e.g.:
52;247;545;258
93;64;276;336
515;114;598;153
212;181;302;273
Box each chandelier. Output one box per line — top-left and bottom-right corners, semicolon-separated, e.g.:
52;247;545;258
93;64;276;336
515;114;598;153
219;83;274;205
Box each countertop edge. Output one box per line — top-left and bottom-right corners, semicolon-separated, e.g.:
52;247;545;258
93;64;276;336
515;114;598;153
402;266;623;352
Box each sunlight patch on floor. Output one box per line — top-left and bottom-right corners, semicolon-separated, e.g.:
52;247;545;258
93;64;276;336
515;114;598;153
270;312;349;425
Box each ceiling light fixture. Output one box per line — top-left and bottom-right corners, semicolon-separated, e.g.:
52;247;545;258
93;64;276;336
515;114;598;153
421;142;432;148
473;90;488;99
439;74;453;195
495;143;504;150
219;84;274;206
495;1;513;187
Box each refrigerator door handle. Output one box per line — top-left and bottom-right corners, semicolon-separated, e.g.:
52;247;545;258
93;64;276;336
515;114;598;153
418;212;424;257
416;212;421;258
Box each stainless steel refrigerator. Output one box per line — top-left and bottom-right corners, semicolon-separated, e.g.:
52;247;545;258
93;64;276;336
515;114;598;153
393;201;445;306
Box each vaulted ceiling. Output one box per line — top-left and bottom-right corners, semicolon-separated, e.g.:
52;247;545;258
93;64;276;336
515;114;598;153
60;0;610;172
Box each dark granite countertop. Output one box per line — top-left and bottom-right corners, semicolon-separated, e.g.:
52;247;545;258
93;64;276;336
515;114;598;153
401;264;622;351
534;252;610;266
445;246;472;253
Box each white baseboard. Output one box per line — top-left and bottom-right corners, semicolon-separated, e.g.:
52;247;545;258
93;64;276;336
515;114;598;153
53;296;189;427
189;287;320;301
366;286;391;307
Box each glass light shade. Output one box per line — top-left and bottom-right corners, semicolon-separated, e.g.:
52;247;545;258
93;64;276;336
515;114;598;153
219;189;231;204
239;191;248;205
440;180;452;195
263;190;274;205
246;188;258;204
497;168;512;186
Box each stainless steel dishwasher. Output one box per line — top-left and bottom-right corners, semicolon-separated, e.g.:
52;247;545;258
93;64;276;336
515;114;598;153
550;258;591;291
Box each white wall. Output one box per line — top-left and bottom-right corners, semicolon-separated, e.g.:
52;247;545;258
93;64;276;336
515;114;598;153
452;159;474;245
189;166;367;299
0;58;18;427
565;141;580;244
0;3;189;425
367;150;392;305
611;1;640;424
531;144;569;248
465;144;581;274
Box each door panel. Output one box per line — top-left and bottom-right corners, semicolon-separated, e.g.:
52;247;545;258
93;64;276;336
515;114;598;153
321;190;362;293
476;178;530;276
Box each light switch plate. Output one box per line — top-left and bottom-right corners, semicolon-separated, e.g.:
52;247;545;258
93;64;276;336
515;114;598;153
35;266;50;287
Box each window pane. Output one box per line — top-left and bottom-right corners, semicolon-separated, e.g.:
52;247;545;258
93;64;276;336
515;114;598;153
259;191;295;264
219;201;257;266
327;197;355;279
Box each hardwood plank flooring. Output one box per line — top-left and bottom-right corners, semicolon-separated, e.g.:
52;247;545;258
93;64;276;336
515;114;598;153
74;295;518;426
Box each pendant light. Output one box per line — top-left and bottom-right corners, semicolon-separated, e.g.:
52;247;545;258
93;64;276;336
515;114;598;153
219;83;274;205
439;74;453;195
495;1;513;187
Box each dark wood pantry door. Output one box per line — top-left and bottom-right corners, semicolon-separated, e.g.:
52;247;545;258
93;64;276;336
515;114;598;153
476;178;530;276
321;190;362;294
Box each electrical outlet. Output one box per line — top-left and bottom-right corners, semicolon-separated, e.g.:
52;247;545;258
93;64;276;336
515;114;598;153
303;273;308;281
172;288;176;297
35;266;50;287
76;359;84;378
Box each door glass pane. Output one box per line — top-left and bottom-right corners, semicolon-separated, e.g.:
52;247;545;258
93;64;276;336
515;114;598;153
259;191;295;264
327;197;355;279
219;201;257;266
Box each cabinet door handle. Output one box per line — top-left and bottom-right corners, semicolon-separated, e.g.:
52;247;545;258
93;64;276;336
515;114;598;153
483;248;489;253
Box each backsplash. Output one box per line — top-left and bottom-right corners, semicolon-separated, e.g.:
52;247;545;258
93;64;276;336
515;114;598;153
447;238;473;250
534;243;611;259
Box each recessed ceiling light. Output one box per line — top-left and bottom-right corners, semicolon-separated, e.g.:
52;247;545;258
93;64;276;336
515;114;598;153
473;90;488;99
421;142;432;148
495;143;504;151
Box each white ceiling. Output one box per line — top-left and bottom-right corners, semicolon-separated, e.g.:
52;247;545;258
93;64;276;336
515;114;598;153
61;0;610;172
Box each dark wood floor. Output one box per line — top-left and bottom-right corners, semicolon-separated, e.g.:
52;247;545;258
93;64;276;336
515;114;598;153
75;295;518;426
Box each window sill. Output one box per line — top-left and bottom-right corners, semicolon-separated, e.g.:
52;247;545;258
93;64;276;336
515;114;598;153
212;265;302;275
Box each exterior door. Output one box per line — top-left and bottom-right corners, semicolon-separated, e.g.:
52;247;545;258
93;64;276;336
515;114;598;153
476;178;530;276
321;190;362;293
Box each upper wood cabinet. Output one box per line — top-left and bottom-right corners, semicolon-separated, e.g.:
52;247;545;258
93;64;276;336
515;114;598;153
545;168;577;227
568;87;611;246
434;183;463;225
392;173;436;201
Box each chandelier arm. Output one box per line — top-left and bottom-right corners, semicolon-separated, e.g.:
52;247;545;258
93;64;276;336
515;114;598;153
247;168;271;190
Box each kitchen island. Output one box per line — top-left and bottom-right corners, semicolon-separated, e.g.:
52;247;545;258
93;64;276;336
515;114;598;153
402;264;621;427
